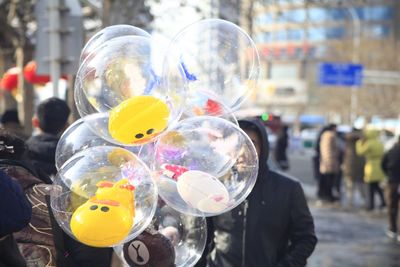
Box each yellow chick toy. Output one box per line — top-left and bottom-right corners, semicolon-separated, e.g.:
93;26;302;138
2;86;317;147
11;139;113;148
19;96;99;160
95;179;135;218
108;95;170;145
70;179;135;247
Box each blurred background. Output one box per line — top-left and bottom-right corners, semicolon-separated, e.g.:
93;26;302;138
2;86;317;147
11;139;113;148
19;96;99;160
1;0;400;266
1;0;400;146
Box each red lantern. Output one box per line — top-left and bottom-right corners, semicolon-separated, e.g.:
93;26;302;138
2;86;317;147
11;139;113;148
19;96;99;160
23;61;68;84
0;67;20;92
23;61;50;84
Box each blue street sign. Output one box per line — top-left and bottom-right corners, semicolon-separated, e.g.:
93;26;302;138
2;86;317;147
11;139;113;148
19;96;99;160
319;63;363;87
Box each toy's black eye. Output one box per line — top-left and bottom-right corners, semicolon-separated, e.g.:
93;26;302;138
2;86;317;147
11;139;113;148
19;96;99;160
135;133;144;139
146;129;154;135
101;206;110;212
90;205;98;210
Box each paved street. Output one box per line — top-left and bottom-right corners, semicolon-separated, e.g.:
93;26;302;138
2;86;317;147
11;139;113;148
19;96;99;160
282;148;400;267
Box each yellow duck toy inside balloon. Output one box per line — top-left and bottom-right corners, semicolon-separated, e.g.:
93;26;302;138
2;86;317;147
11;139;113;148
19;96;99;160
70;178;135;247
108;95;170;145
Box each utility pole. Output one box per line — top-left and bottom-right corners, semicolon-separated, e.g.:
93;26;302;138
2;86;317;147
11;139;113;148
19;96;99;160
48;0;62;97
35;0;83;99
347;7;361;124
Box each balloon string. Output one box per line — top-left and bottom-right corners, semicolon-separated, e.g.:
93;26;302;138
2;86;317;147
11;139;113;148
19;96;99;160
37;245;55;267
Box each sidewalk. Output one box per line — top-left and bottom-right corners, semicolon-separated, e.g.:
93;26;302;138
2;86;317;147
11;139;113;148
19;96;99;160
302;183;400;267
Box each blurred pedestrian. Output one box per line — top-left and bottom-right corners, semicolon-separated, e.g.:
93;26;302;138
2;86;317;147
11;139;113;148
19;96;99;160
356;129;386;211
318;124;339;202
26;97;70;178
381;136;400;239
274;125;290;171
334;130;346;198
0;109;27;140
313;125;329;198
342;128;366;208
201;119;317;267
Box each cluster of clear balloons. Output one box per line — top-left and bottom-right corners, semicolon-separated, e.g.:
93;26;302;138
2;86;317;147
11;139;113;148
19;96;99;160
50;19;260;267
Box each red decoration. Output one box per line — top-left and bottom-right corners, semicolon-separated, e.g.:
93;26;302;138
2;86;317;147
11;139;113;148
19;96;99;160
160;164;189;181
23;61;68;84
205;99;223;116
0;67;20;92
23;61;50;84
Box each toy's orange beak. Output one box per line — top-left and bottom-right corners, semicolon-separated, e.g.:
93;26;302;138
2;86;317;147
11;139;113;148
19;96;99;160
119;184;135;191
97;181;114;188
90;199;120;206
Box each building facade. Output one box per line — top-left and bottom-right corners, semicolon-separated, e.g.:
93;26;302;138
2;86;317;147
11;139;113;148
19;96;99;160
250;0;400;123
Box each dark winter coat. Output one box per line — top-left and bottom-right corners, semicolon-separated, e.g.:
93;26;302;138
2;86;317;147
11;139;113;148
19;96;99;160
382;142;400;183
274;129;289;170
342;131;365;182
26;133;59;178
0;169;31;267
206;119;317;267
0;170;32;237
0;234;27;267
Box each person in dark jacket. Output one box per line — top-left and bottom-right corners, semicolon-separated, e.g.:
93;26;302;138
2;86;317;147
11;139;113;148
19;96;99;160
0;169;32;234
0;169;31;267
381;136;400;239
274;125;289;171
204;119;317;267
0;109;27;140
26;97;70;178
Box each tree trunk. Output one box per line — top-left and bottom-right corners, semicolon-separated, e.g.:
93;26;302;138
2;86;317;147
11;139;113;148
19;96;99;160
16;46;34;136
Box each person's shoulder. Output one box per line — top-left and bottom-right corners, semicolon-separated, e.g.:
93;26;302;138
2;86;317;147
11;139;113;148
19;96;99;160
323;130;335;138
269;170;301;189
392;143;400;152
27;133;59;147
387;144;400;157
26;134;40;144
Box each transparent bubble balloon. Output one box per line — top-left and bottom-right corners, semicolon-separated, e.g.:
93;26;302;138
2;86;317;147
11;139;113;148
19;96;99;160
56;113;149;169
163;18;260;112
152;116;258;216
55;116;117;170
114;199;207;267
135;141;157;167
50;146;158;247
75;35;186;146
181;92;238;125
80;25;151;63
